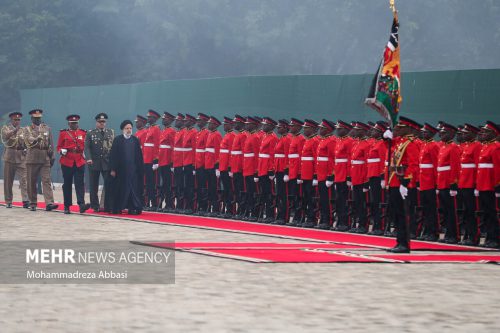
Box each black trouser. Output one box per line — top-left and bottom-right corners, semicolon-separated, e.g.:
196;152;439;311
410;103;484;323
174;166;184;209
259;175;274;219
288;179;302;220
438;189;459;241
144;163;158;207
206;168;219;212
89;169;112;211
369;177;382;230
479;191;499;243
159;165;173;209
61;164;86;208
407;188;418;236
220;170;233;213
420;189;438;237
244;175;257;216
275;172;287;220
389;187;410;248
352;184;368;229
183;164;195;210
196;167;207;211
460;188;479;242
335;181;349;227
318;181;331;224
301;180;315;220
233;172;244;214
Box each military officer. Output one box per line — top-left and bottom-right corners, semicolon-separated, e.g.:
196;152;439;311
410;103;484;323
172;113;186;212
194;113;210;214
229;115;247;217
270;119;291;225
158;111;176;212
285;118;305;226
57;114;91;214
182;114;197;213
218;117;235;217
2;111;29;208
204;116;223;216
23;109;58;211
134;115;147;145
84;112;114;212
142;109;161;210
241;116;261;221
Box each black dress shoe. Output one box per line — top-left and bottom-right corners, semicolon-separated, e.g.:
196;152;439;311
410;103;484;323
387;245;410;253
459;239;479;246
22;201;30;208
184;209;193;215
301;221;316;228
110;210;121;215
79;203;91;213
334;225;350;232
64;207;71;214
247;216;258;222
369;229;384;236
46;203;59;211
92;207;100;213
316;223;331;230
271;219;286;225
438;238;458;244
6;203;12;208
481;241;499;248
356;227;368;234
29;205;36;211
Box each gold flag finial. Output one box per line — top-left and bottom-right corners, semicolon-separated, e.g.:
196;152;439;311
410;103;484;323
390;0;396;13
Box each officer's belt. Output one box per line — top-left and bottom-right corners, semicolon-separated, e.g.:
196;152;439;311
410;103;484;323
419;164;434;169
244;153;255;157
230;150;242;155
461;163;476;168
335;158;348;163
220;149;230;154
195;149;206;153
259;153;270;158
437;165;451;172
205;148;215;153
144;143;155;147
367;158;381;163
288;154;299;159
478;163;493;168
159;145;171;149
317;157;329;162
274;153;285;158
174;147;192;152
301;156;314;161
351;160;365;165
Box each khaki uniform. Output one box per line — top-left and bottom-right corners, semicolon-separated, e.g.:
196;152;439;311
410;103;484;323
23;123;56;206
1;124;28;203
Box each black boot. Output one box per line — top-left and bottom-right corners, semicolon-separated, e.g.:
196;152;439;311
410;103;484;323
79;203;91;213
64;206;71;214
46;203;59;211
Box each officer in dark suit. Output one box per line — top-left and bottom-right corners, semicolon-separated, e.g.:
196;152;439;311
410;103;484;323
84;113;115;212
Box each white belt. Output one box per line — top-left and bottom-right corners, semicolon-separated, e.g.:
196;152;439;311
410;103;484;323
159;144;171;149
437;165;451;172
317;157;329;162
231;150;242;155
220;149;229;153
288;154;299;159
244;153;255;157
478;163;493;169
461;163;476;168
351;160;365;165
144;143;155;147
301;157;314;161
367;158;381;163
335;158;348;163
259;153;270;158
174;147;192;152
195;149;205;153
274;153;286;158
419;164;434;169
205;148;215;153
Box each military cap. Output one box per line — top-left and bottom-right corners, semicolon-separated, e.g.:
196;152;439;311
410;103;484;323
336;120;353;130
439;121;458;132
185;114;196;122
318;119;335;131
66;114;80;122
373;121;388;132
197;113;210;121
162;111;175;119
135;115;147;122
277;119;289;128
397;116;421;130
29;109;43;117
245;116;260;125
289;118;303;126
302;119;319;128
352;121;371;131
175;113;185;121
208;116;222;126
261;117;277;126
8;112;22;120
95;113;108;121
422;123;439;134
146;109;161;119
223;116;233;124
233;114;246;123
483;121;500;135
254;116;263;123
461;123;480;134
367;121;375;127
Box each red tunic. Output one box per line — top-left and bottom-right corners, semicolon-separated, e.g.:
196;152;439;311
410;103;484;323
204;130;223;169
418;140;440;191
57;129;87;167
158;127;176;167
257;132;278;176
182;127;197;166
229;131;246;173
350;138;371;185
219;131;235;172
458;141;482;189
195;128;209;169
242;132;260;177
388;136;420;188
476;142;500;192
436;142;461;190
172;128;186;168
300;136;320;180
274;134;291;173
367;139;388;179
288;134;305;179
142;125;161;164
135;128;147;147
315;135;336;181
334;136;354;183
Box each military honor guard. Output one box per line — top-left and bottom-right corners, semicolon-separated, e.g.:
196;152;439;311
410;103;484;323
172;113;186;212
2;111;29;208
194;113;210;214
181;114;197;213
270;119;291;225
204;116;223;216
23;109;58;211
285;118;305;226
141;109;161;210
134;115;148;145
241;116;261;221
158;112;176;212
218;117;235;217
229;115;247;217
84;112;114;212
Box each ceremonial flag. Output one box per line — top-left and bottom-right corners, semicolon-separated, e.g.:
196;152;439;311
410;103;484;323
365;11;401;127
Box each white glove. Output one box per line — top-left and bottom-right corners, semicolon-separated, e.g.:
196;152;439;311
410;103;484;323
383;129;393;140
297;179;303;185
325;180;334;188
60;148;67;155
215;169;220;178
381;180;386;188
436;189;440;194
229;171;233;178
474;189;479;197
399;185;408;199
312;179;318;186
170;167;174;172
347;180;352;187
449;190;458;197
193;170;196;175
269;174;275;180
363;187;369;193
283;175;290;183
254;177;259;183
152;164;159;170
496;192;500;198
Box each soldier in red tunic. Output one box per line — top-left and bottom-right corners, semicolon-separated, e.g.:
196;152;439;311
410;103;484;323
417;123;440;241
142;109;161;210
241;116;261;221
134;115;147;146
271;119;291;225
229;115;247;217
57;114;91;214
172;113;186;212
457;124;482;245
204;116;223;216
194;113;210;215
476;121;500;248
218;117;235;217
181;114;197;214
257;117;279;223
315;119;336;230
436;122;461;244
285;118;305;226
158;112;176;212
299;119;320;228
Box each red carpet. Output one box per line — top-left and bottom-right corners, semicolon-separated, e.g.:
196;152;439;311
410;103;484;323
6;201;498;252
372;254;500;263
143;242;370;250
